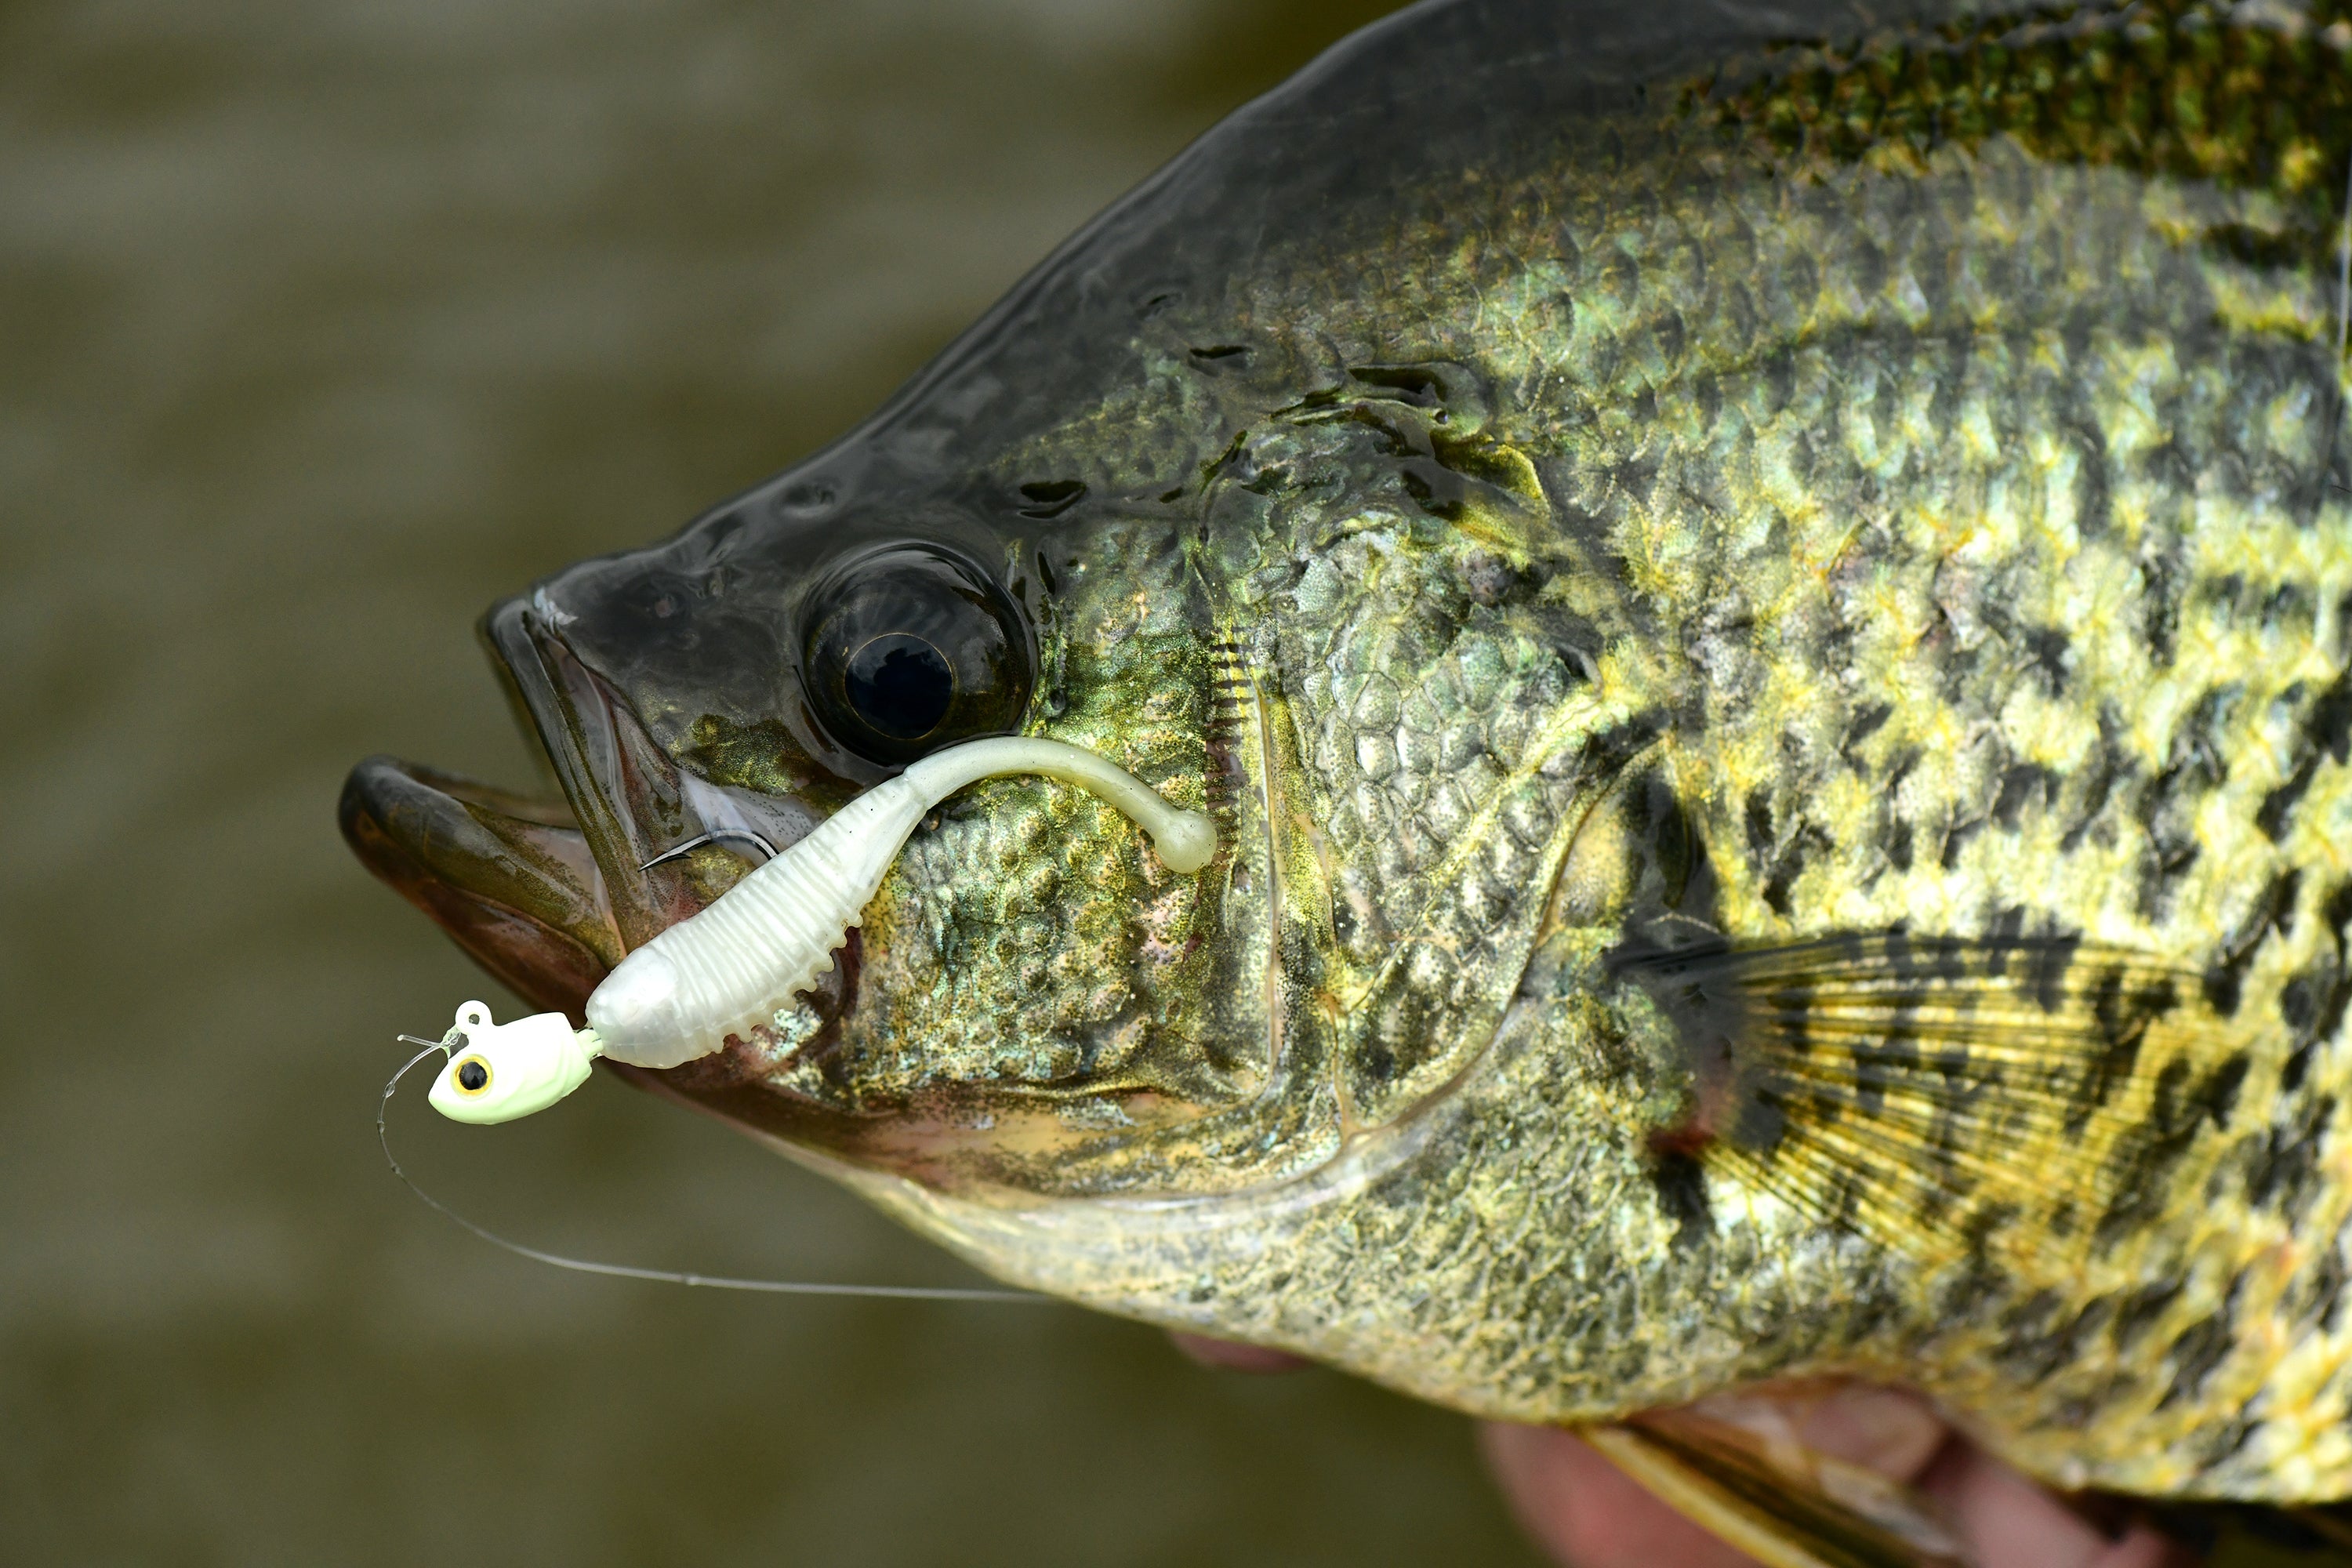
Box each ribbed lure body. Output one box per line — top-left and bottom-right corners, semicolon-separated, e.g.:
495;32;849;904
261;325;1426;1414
590;736;1214;1068
420;736;1214;1120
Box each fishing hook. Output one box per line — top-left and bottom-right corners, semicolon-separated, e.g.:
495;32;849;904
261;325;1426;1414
639;828;780;872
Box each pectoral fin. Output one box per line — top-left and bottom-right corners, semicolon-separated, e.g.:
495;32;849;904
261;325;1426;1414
1622;933;2263;1275
1584;1410;1967;1568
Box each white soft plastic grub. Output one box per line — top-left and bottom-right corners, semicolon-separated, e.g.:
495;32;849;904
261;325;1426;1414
581;735;1216;1073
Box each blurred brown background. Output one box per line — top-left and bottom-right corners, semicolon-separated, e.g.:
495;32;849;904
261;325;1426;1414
0;0;1555;1562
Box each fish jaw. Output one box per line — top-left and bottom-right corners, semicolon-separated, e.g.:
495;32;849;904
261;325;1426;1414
341;584;855;1065
338;756;621;1020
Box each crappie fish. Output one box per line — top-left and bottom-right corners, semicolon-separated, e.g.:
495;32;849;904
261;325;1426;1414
343;0;2352;1557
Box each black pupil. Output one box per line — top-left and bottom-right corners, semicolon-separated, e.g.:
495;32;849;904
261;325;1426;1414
457;1060;488;1091
845;634;954;740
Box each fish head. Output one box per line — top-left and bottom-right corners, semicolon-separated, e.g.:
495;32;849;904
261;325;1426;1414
341;422;1330;1201
342;0;1666;1327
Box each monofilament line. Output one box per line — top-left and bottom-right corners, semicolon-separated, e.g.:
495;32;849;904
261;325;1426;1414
378;1039;1045;1304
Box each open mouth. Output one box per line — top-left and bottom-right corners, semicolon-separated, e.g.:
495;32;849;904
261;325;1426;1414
339;595;830;1034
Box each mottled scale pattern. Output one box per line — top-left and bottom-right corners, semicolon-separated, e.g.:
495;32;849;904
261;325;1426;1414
823;521;1233;1109
796;0;2352;1509
1226;495;1642;1127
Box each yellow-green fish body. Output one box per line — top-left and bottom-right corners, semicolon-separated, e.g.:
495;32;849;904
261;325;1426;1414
344;0;2352;1523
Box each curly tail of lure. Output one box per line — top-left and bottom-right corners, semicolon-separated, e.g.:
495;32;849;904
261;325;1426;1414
381;1029;1041;1303
418;735;1217;1123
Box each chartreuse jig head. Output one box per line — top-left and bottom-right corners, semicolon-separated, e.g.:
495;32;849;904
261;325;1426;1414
412;735;1215;1126
425;1000;604;1124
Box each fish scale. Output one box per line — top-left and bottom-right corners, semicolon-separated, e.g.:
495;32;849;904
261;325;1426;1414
910;0;2352;1498
346;0;2352;1544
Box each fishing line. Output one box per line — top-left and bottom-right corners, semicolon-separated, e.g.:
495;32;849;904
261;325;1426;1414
378;1036;1046;1304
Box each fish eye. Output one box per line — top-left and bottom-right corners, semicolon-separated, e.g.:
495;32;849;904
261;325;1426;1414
846;633;954;740
801;545;1031;765
455;1056;491;1094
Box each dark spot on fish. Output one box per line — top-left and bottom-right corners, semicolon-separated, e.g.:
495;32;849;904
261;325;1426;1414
2022;626;2069;695
1997;1290;2115;1385
2142;554;2180;667
1934;1258;2008;1324
2186;1415;2261;1472
2280;956;2352;1094
2204;222;2308;271
2060;708;2130;852
1985;905;2026;949
1886;818;1913;872
2069;967;2156;1134
1940;816;1981;872
2292;1239;2350;1334
1655;792;1700;910
2245;1094;2336;1229
1842;702;1891;766
1761;826;1826;916
2265;585;2316;640
2074;433;2114;540
2137;802;2201;920
2259;674;2352;839
2310;673;2352;765
2325;881;2352;948
2097;1058;2204;1244
1994;764;2056;829
1134;288;1183;318
2206;872;2299;1014
2202;1054;2252;1131
2257;756;2320;841
2154;1280;2241;1412
1016;479;1087;519
2202;966;2245;1018
2025;936;2078;1014
1650;1149;1714;1249
2113;1280;2183;1352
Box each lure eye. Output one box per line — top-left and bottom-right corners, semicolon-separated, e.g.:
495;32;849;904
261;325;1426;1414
801;545;1031;765
454;1057;491;1094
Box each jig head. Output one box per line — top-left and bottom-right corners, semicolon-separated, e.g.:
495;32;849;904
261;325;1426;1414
424;1000;604;1124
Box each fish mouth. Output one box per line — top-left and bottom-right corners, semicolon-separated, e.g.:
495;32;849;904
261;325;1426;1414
345;585;1274;1180
340;593;830;1040
339;753;621;1019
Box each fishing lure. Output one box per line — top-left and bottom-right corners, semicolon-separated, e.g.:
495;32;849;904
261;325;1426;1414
419;735;1215;1124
